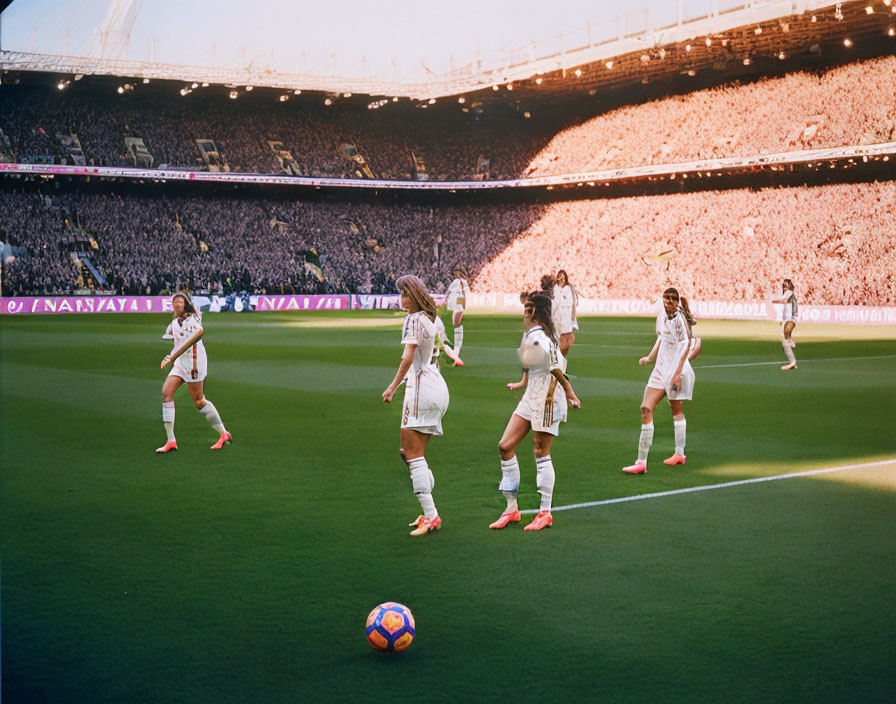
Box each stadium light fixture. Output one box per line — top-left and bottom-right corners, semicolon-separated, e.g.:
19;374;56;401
889;27;895;36
245;85;253;91
523;112;531;118
605;61;613;69
279;95;288;102
392;97;398;101
685;44;691;52
574;69;582;76
506;83;513;90
201;82;209;87
659;48;666;59
324;98;333;105
640;54;650;63
229;90;238;99
343;92;352;98
811;15;817;22
118;86;125;94
293;89;302;95
535;77;543;84
191;82;199;89
754;26;762;34
705;37;712;46
743;58;751;65
57;80;70;90
778;51;786;59
687;69;696;76
885;0;893;6
142;78;150;84
492;85;500;91
866;5;874;13
843;38;853;47
457;97;466;104
428;98;436;104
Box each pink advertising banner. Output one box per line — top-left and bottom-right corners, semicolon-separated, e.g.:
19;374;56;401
0;295;350;315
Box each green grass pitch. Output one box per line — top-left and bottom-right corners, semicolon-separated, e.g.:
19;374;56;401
2;311;895;703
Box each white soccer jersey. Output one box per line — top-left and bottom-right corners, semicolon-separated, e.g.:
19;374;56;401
400;311;449;435
781;289;798;322
166;313;207;382
649;308;694;400
514;325;567;433
446;278;470;312
553;285;575;334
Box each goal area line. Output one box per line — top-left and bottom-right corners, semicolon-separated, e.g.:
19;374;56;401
520;458;896;514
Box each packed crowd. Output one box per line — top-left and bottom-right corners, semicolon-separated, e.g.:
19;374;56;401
1;56;892;180
2;179;893;305
475;181;896;305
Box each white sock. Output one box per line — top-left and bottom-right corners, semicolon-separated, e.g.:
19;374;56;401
499;456;521;513
454;325;464;355
783;341;797;365
535;455;555;512
162;401;175;442
638;422;654;463
673;418;686;456
408;457;437;519
199;399;226;434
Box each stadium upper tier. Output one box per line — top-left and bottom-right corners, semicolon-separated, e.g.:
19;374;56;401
2;179;893;305
0;55;894;181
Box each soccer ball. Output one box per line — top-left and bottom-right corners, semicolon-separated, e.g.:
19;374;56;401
366;602;415;652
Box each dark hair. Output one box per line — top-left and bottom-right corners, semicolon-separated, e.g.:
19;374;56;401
556;270;570;286
540;275;555;295
453;267;469;281
783;279;794;292
172;292;197;318
663;287;696;327
524;291;558;343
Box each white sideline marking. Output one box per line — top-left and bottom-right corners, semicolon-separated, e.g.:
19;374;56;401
519;458;896;514
695;354;896;369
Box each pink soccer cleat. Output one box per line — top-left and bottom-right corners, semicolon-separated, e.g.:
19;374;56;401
523;511;553;531
453;358;465;367
211;432;232;449
781;363;797;371
622;461;647;474
409;515;441;536
489;510;522;529
663;453;686;466
156;440;178;454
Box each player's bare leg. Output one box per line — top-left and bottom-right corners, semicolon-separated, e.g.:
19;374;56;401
663;399;687;465
187;381;231;448
491;414;530;528
157;375;182;453
623;387;665;473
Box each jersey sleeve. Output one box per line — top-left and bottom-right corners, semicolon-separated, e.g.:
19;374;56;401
401;314;421;346
782;290;793;303
162;322;174;340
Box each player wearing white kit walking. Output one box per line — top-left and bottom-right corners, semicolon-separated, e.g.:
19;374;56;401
157;293;231;453
382;275;450;536
445;268;471;362
553;269;576;357
491;292;581;531
622;287;696;474
771;278;798;370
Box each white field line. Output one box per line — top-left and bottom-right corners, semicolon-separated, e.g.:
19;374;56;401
519;458;896;514
694;354;896;369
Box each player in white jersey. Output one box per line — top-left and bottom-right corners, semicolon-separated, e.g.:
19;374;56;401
491;292;581;531
771;278;798;370
622;287;696;474
553;269;577;357
382;275;450;536
434;316;464;367
157;293;231;453
445;268;471;361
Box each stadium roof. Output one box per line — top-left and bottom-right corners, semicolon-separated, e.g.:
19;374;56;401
1;0;894;101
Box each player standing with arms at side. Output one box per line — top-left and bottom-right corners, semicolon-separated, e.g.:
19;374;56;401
622;287;696;473
382;275;450;536
157;293;231;453
491;292;581;531
553;269;576;358
771;279;798;370
445;267;471;362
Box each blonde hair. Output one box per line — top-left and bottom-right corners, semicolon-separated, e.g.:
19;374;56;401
396;274;437;322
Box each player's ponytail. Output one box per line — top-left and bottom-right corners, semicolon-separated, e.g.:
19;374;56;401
526;291;558;343
679;297;696;327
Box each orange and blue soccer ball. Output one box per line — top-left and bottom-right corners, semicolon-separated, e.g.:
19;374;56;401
366;602;415;652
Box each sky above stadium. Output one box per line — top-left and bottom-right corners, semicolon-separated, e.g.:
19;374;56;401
2;0;701;77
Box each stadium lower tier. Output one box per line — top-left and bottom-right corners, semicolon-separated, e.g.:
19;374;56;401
1;179;893;304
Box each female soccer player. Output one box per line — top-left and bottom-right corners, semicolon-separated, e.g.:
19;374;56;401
491;292;581;531
382;275;450;536
157;293;231;453
771;279;798;370
622;287;696;474
445;267;471;360
553;269;576;357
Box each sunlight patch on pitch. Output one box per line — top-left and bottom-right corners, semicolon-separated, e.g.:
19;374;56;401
697;458;896;492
